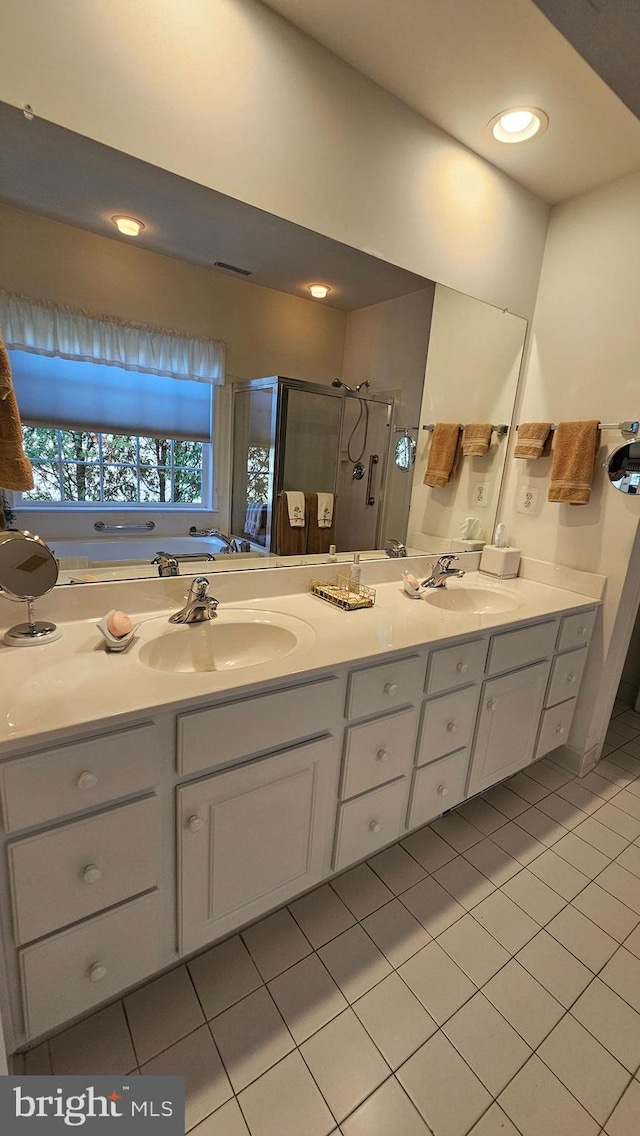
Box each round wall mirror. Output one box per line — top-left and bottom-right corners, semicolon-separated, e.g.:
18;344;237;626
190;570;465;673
606;441;640;495
0;531;60;645
394;432;416;471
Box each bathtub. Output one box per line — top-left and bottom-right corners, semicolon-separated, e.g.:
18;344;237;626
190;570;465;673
48;534;266;567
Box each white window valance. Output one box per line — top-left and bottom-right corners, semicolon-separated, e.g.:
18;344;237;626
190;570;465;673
0;290;225;385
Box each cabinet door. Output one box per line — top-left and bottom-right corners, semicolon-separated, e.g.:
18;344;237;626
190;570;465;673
178;737;339;953
467;661;551;796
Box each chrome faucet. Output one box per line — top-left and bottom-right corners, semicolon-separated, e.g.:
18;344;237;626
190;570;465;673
422;554;465;589
189;527;248;554
385;538;408;558
153;551;216;577
169;576;219;624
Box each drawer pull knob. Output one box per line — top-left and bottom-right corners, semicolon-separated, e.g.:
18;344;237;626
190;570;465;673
82;864;102;885
437;784;449;797
487;699;498;711
567;674;576;684
446;721;459;734
456;661;468;674
369;820;382;834
577;626;587;636
384;683;398;696
77;771;98;791
89;962;107;983
555;724;566;735
187;815;204;833
377;749;391;763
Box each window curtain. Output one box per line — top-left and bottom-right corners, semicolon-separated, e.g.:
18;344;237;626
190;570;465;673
0;290;225;385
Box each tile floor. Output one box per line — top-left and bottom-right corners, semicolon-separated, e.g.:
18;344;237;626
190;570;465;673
16;698;640;1135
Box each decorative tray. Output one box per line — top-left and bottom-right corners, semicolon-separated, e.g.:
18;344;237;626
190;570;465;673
310;574;376;611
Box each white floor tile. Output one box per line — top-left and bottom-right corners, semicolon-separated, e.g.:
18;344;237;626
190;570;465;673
300;1008;390;1122
401;825;457;872
552;831;611;878
536;792;588;829
546;905;618;971
433;856;496;910
500;867;566;924
505;772;549;805
592;760;636;789
572;978;640;1073
141;1025;232;1132
456;797;508;835
472;890;540;953
498;1054;600;1136
444;991;531;1095
188;936;263;1021
610;749;640;775
600;947;640;1013
23;1042;51;1075
318;924;392;1002
604;1078;640;1136
516;929;592;1007
468;1103;522;1135
556;780;604;815
190;1098;250;1136
593;802;640;841
400;875;466;937
362;898;431;967
573;816;629;858
482;960;564;1047
242;908;312;981
598;862;640;914
330;864;394;920
482;784;530;819
49;1002;136;1076
573;882;640;942
525;760;570;792
124;965;204;1065
527;847;590;900
368;844;427;894
397;1031;492;1136
398;941;476;1025
623;922;640;960
238;1051;335;1136
340;1076;432;1136
353;973;437;1069
437;914;510;985
580;770;622;801
463;837;522;886
267;953;347;1044
490;822;547;866
429;812;484;852
538;1013;629;1124
209;987;294;1093
516;807;567;847
289;885;355;949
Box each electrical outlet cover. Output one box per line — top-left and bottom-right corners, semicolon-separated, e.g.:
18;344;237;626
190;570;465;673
517;485;539;514
472;482;489;507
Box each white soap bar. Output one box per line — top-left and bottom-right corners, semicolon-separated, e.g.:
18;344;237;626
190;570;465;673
480;544;521;579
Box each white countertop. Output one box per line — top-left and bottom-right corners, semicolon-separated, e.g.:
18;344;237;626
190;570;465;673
0;568;599;752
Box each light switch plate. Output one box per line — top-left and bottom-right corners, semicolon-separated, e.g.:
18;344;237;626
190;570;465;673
517;485;539;514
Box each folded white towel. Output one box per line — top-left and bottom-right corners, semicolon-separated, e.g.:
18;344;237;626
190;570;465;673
285;491;305;528
244;502;261;537
317;492;334;529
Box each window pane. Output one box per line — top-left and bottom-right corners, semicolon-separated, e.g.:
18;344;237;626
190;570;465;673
172;468;202;504
103;466;138;502
59;430;100;462
23;462;61;501
174;440;203;466
101;433;137;464
140;467;171;503
23;426;58;461
61;462;101;502
139;436;171;466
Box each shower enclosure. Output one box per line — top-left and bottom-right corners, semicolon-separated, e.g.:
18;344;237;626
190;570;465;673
230;377;393;554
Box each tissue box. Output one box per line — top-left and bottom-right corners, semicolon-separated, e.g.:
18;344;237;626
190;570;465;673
480;544;521;579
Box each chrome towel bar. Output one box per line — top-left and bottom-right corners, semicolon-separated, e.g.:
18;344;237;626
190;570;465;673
93;521;156;533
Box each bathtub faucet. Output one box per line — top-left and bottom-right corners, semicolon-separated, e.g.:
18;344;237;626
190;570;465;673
189;527;250;554
153;551;216;577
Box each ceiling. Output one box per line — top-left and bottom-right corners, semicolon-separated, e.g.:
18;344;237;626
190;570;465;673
262;0;640;204
0;102;428;313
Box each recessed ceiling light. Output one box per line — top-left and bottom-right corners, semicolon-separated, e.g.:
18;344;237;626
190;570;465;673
308;284;331;299
111;215;145;237
488;107;548;144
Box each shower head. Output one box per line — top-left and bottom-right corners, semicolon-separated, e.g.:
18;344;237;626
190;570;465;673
331;379;372;393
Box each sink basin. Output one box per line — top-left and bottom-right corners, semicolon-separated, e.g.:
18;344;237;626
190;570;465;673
424;585;522;615
138;608;315;673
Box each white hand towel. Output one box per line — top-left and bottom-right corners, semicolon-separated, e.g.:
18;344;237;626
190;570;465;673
285;491;305;528
317;492;334;528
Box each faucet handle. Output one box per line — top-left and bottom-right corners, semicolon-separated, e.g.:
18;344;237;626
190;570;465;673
438;554;459;568
188;575;210;600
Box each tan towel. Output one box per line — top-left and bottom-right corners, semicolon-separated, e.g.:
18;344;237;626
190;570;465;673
548;421;600;505
462;423;492;457
0;332;33;492
514;422;553;459
423;423;461;488
306;493;336;554
274;492;308;555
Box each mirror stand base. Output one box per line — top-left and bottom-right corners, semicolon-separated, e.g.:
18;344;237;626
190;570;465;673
3;621;61;647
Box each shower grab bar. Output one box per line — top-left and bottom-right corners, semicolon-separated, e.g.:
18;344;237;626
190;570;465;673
93;521;156;533
366;454;379;507
422;423;509;435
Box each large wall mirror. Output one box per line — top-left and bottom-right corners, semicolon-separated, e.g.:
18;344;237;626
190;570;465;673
0;102;527;584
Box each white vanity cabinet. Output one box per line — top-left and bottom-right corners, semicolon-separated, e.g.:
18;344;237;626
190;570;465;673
467;661;551;794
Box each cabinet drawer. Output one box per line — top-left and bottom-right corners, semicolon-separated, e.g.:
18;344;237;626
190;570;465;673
333;779;407;871
546;648;587;708
341;707;418;799
557;609;596;653
20;891;161;1039
535;700;576;759
426;639;488;695
9;796;159;945
0;723;157;833
346;656;424;720
407;750;469;830
417;688;480;767
178;676;343;775
487;620;558;675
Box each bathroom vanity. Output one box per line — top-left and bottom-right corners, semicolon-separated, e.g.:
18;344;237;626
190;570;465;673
0;563;599;1050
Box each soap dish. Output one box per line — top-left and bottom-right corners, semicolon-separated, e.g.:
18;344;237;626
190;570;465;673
310;575;376;611
97;610;137;653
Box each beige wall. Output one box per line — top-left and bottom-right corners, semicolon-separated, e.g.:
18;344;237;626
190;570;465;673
0;0;549;317
498;169;640;759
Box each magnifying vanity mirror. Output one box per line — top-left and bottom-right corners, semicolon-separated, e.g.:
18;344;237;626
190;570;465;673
0;530;60;644
606;441;640;494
